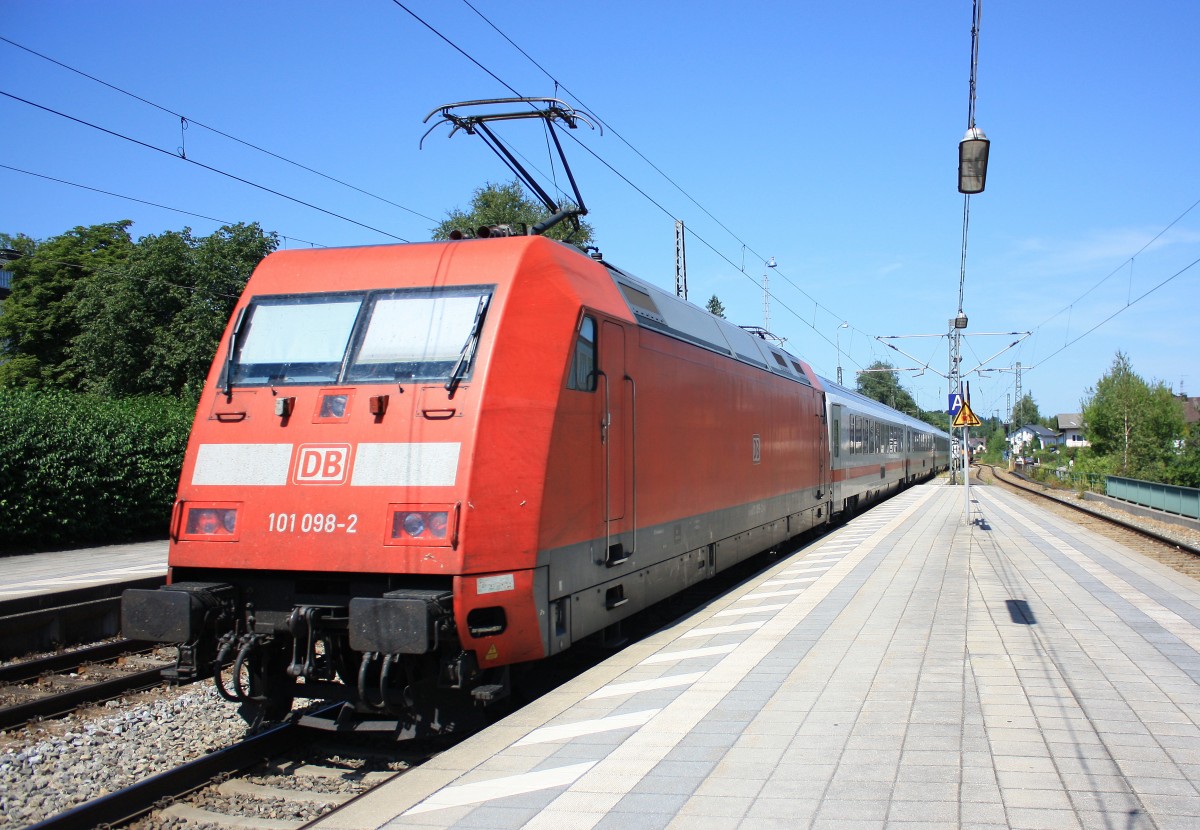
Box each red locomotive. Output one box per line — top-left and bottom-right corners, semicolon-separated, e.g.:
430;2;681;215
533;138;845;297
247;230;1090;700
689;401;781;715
122;232;948;733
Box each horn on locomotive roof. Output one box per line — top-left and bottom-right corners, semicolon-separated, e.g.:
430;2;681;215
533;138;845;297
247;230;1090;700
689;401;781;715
421;98;599;237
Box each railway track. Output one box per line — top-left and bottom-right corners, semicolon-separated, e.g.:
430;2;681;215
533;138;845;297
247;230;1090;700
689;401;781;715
23;701;457;830
3;497;900;829
9;530;826;829
0;640;177;730
976;464;1200;578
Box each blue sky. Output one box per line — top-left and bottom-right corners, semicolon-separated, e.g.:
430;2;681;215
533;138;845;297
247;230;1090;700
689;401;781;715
3;1;1198;422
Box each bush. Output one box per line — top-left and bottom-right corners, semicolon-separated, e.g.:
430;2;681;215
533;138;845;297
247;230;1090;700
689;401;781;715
0;389;194;552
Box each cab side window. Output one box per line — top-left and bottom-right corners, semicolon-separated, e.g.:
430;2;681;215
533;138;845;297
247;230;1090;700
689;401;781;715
567;315;597;391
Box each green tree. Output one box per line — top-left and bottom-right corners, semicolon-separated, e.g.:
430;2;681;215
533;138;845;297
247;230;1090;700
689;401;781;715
432;180;594;246
0;222;134;388
980;422;1007;463
918;409;950;431
706;295;726;318
0;232;38;259
856;360;918;414
1081;351;1185;480
1173;422;1200;488
1011;393;1041;428
68;223;276;397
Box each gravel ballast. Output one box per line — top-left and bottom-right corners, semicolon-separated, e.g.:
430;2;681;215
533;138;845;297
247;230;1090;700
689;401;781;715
0;685;248;829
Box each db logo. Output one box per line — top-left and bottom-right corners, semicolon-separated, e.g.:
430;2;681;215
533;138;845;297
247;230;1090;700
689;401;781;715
293;444;352;484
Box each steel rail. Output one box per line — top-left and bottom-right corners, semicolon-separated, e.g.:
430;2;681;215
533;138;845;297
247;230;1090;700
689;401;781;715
0;666;170;731
0;639;155;684
980;465;1200;557
24;706;339;830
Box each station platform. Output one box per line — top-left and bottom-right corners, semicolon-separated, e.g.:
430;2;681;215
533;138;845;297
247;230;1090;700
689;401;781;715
315;480;1200;830
0;540;167;603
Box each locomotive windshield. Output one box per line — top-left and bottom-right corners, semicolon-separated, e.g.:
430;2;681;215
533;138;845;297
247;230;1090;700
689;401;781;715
347;290;488;383
224;286;494;387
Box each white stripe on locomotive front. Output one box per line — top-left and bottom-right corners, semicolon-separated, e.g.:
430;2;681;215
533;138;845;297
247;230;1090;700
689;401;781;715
190;442;461;487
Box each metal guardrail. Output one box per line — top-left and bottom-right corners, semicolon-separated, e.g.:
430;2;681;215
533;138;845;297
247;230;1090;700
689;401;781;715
1023;464;1105;493
1107;475;1200;521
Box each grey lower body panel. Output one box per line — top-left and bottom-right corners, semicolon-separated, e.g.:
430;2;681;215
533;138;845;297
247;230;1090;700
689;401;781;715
540;493;828;649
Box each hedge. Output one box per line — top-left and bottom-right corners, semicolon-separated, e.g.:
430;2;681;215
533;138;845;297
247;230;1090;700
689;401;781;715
0;389;194;552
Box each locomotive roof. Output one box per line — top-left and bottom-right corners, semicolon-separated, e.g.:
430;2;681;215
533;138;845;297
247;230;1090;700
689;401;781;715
597;259;817;389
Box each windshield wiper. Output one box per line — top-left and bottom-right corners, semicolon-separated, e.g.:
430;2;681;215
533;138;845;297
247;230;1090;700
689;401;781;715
445;294;491;398
222;306;249;398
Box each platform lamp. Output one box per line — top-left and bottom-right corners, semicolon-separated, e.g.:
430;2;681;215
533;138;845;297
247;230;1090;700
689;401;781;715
958;126;990;194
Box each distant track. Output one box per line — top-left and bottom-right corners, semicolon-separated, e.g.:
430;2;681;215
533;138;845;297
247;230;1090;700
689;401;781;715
1;667;169;731
0;640;153;684
0;640;175;730
978;465;1200;572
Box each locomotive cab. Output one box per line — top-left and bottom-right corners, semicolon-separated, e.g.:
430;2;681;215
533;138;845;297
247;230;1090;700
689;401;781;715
123;236;608;732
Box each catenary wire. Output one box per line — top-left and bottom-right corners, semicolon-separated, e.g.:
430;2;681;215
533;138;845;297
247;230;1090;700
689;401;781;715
0;35;439;225
391;0;859;363
459;0;757;262
2;30;567;238
1030;195;1200;333
1033;255;1200;369
0;163;326;248
0;90;411;243
455;0;860;348
1000;196;1200;404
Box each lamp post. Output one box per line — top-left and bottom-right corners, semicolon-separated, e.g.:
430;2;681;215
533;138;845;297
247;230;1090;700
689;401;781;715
951;0;988;523
836;322;848;385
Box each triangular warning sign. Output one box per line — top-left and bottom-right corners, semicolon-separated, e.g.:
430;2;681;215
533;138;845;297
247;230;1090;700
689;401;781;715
952;399;982;427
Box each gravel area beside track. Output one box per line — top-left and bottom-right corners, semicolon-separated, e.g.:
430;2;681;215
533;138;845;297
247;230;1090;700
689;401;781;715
0;685;249;829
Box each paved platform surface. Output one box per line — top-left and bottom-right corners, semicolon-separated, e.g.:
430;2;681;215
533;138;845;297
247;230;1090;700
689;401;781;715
314;480;1200;830
0;540;167;601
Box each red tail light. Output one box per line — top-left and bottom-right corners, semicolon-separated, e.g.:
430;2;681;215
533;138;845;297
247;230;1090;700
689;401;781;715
180;503;240;540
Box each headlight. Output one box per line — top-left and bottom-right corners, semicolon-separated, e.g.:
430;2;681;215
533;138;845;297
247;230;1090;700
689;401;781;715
393;510;448;540
387;505;454;546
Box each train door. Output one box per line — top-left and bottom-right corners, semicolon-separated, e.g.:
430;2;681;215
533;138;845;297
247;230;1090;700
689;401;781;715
817;391;829;506
830;402;842;506
600;321;630;564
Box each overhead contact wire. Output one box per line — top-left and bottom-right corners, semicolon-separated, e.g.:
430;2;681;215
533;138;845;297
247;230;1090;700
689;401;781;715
0;90;410;242
394;0;856;355
460;0;853;328
0;35;437;224
0;163;325;248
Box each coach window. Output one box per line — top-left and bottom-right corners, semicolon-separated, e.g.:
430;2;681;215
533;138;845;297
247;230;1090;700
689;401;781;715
567;315;597;391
